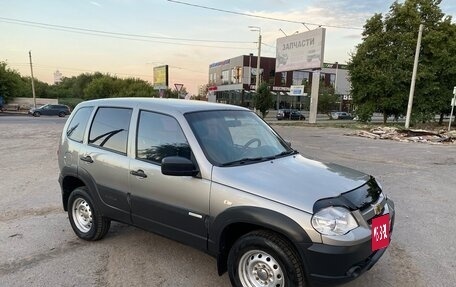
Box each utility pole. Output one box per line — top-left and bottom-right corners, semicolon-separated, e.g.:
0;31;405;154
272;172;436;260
334;62;342;111
248;53;253;85
29;51;37;108
405;24;424;129
309;70;321;123
249;26;261;91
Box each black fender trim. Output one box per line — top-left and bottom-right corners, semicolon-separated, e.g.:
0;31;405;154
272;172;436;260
208;206;312;275
59;165;79;211
76;167;131;224
60;166;131;224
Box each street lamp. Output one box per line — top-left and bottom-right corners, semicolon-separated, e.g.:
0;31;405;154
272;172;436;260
249;26;262;91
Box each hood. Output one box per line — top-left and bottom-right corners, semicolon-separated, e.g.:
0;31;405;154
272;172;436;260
211;154;370;213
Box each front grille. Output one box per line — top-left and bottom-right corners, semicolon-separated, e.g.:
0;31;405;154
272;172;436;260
362;193;387;224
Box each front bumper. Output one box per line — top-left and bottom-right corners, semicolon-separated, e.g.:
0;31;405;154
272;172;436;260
299;199;395;284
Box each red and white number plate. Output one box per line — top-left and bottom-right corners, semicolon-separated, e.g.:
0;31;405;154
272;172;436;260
371;214;390;251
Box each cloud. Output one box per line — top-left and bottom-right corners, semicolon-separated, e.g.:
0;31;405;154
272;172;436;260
90;1;102;7
344;33;362;39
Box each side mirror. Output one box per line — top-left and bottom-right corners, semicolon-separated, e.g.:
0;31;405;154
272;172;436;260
161;156;199;177
286;141;292;147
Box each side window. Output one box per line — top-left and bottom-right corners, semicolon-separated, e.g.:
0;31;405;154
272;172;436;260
66;106;94;142
89;107;132;154
137;111;191;164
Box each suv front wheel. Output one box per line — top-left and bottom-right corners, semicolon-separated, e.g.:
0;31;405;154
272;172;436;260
227;230;306;287
68;187;110;241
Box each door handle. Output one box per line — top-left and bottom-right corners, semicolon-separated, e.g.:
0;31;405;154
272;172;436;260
80;155;93;163
130;169;147;178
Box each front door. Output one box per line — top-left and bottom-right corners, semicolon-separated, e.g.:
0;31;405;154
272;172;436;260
129;110;210;250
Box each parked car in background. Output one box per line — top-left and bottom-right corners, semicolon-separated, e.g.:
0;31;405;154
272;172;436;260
289;110;305;120
58;98;394;287
276;109;290;120
29;104;71;117
277;109;305;120
331;111;354;120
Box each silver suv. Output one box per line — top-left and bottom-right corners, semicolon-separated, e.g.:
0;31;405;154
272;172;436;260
58;98;395;287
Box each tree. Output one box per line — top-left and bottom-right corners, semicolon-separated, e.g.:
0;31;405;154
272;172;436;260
317;82;338;117
83;75;122;99
0;62;27;102
120;78;157;98
253;82;273;118
348;0;456;124
0;62;158;103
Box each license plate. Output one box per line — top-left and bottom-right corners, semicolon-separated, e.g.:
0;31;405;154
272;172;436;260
371;214;390;251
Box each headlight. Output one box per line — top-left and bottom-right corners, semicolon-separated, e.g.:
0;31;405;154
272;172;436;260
311;206;359;236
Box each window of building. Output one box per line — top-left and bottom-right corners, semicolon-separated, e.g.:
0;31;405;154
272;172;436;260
89;107;132;154
136;111;191;164
281;72;287;85
320;73;326;83
330;74;336;88
210;73;217;84
231;66;242;84
66;106;93;142
292;71;310;85
221;70;230;85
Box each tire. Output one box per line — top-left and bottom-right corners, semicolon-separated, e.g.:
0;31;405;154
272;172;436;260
67;187;110;241
33;111;40;117
227;230;305;287
58;112;65;117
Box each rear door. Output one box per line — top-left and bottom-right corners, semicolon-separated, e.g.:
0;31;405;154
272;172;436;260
129;110;210;250
79;106;133;223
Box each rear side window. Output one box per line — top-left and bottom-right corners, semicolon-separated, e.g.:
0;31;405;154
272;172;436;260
89;107;132;154
136;110;191;164
66;106;94;142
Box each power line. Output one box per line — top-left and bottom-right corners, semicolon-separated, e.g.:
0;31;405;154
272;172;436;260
0;17;251;44
167;0;363;30
0;17;257;50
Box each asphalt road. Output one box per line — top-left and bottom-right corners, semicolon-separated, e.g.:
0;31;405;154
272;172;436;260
0;115;455;286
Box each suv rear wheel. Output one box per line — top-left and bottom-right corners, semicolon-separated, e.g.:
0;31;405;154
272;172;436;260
227;230;305;287
58;111;66;117
68;187;110;241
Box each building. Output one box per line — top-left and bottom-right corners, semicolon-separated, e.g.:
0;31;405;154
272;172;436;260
207;55;352;111
208;54;276;108
54;70;63;84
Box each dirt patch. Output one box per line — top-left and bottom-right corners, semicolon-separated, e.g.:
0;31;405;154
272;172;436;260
346;127;456;144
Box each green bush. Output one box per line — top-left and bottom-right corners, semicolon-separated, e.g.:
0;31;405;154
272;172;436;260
58;98;84;109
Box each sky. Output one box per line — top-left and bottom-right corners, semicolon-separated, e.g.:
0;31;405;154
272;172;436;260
1;0;455;95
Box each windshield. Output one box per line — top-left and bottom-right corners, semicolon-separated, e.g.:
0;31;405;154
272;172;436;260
185;110;294;166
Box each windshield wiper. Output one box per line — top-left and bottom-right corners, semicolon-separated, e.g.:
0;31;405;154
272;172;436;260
221;150;298;167
275;150;298;157
221;157;266;167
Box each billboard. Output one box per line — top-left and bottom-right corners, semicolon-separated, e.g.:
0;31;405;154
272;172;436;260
153;65;169;89
275;28;326;72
